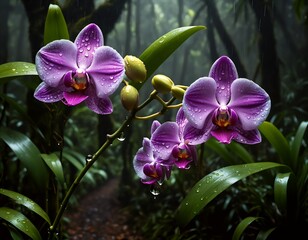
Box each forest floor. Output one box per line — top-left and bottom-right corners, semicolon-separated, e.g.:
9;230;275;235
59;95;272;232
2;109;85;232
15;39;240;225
63;177;145;240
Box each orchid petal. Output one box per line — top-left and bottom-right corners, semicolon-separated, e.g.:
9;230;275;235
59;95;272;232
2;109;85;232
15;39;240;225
151;120;161;135
63;91;88;106
183;120;212;145
228;78;271;130
211;127;238;144
233;127;262;144
151;122;180;160
85;95;113;115
133;138;153;180
176;108;188;137
209;56;238;105
35;40;77;87
34;83;63;102
75;23;104;69
87;46;124;97
183;77;218;129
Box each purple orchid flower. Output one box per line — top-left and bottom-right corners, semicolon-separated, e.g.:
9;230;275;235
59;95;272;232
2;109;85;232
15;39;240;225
150;108;198;169
133;138;172;185
183;56;271;144
34;23;125;115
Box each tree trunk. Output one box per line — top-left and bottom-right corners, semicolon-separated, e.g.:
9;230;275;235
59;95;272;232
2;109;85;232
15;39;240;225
205;0;247;77
249;0;280;113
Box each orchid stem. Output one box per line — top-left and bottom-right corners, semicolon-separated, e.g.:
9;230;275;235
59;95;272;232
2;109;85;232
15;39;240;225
48;91;159;239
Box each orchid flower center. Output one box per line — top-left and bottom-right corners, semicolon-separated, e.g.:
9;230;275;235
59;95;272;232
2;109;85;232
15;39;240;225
144;164;159;179
71;69;88;91
213;105;233;128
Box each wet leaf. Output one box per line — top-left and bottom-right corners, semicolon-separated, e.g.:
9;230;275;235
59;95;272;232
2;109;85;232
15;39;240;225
176;162;285;226
0;207;42;240
0;62;37;81
0;188;51;225
133;25;205;90
0;127;48;191
41;153;65;186
232;216;260;240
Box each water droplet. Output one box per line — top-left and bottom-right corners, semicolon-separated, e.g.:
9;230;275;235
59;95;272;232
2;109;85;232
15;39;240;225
59;53;63;56
79;49;84;53
85;154;93;163
85;52;89;57
150;185;160;196
185;202;189;206
117;132;125;142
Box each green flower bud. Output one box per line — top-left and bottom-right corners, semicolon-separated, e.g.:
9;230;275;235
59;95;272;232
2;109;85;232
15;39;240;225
171;85;186;100
151;74;174;93
124;55;147;83
120;85;139;111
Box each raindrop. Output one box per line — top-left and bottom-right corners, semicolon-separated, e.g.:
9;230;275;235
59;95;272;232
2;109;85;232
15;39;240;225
85;52;89;57
79;49;84;53
196;188;200;193
117;132;125;142
87;46;91;51
59;53;63;57
85;154;93;163
150;185;160;196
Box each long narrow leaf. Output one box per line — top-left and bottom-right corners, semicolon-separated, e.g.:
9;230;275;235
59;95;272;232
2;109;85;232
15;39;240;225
0;207;42;240
290;121;308;169
133;25;205;90
41;153;65;186
274;172;295;214
0;127;48;190
176;162;285;226
232;216;260;240
0;62;37;81
44;4;69;44
0;188;50;225
256;227;276;240
258;121;291;164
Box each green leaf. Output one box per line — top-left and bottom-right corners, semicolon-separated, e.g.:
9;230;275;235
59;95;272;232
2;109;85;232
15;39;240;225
44;4;69;44
258;121;291;164
41;153;65;186
176;162;285;226
0;207;42;240
256;227;276;240
205;138;236;164
290;121;308;169
0;62;37;80
232;216;260;240
274;172;295;214
0;188;51;225
133;25;206;90
0;127;48;190
227;142;254;163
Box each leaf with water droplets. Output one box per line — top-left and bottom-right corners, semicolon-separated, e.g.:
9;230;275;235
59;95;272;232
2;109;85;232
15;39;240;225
0;62;37;81
0;189;51;225
41;153;65;186
176;162;286;227
0;207;42;240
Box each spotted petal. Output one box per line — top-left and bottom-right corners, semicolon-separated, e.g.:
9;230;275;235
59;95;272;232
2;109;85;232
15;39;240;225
85;94;113;115
209;56;238;105
228;78;271;130
75;23;104;69
183;77;218;129
34;83;63;102
87;46;124;98
133;138;154;180
151;122;180;160
35;40;77;87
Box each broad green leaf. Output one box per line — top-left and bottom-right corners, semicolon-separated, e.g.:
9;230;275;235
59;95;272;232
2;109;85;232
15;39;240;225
274;172;295;213
0;188;51;225
44;4;69;44
0;62;37;80
0;127;48;190
176;162;285;226
41;153;65;186
232;216;260;240
290;121;308;169
9;227;24;240
0;207;42;240
258;121;291;164
133;25;205;90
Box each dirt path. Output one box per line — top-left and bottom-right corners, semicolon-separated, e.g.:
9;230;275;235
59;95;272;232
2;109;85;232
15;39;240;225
63;178;144;240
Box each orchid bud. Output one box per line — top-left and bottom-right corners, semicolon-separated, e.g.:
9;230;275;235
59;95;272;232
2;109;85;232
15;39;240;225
151;74;174;93
120;85;139;111
124;55;147;83
171;85;186;100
